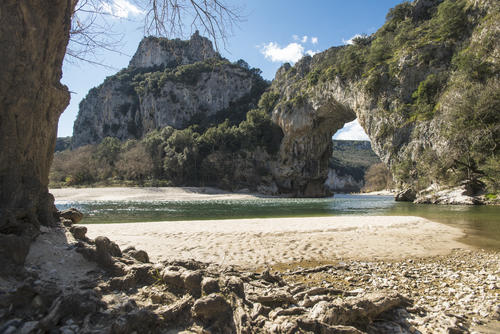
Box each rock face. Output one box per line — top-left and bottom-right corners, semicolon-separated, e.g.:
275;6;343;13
129;31;217;69
270;61;363;196
269;0;499;198
324;169;364;193
72;33;264;147
0;0;75;273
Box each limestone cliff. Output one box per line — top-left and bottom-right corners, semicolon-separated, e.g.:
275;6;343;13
269;0;499;198
73;33;266;147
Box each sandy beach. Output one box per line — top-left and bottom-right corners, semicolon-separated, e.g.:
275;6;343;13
51;187;471;269
51;186;269;202
85;216;469;269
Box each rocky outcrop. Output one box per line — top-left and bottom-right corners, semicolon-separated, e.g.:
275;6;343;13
324;169;364;193
129;31;217;69
270;60;369;196
72;33;265;147
414;183;484;205
269;0;499;198
0;0;75;274
3;213;498;333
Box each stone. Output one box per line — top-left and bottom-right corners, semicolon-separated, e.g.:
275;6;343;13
161;270;184;288
201;277;220;295
181;270;203;296
415;185;483;205
61;218;73;227
224;276;245;297
309;292;410;326
94;236;122;269
395;188;417;202
191;293;230;320
69;225;87;240
247;292;296;307
123;246;149;263
157;295;194;321
60;208;83;224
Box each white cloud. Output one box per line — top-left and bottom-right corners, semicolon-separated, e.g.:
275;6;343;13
260;42;305;63
102;0;143;18
333;119;370;141
292;34;300;41
306;50;318;57
311;37;318;45
301;35;308;43
342;34;362;45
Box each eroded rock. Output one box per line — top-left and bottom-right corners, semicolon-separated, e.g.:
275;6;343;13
192;293;231;320
123;246;149;263
69;225;87;241
59;208;83;224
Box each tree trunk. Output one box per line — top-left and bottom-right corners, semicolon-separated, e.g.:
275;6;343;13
0;0;75;272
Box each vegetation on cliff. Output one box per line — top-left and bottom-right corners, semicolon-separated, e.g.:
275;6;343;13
272;0;499;196
73;53;268;147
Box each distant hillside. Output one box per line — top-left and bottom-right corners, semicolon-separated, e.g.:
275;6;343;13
329;140;380;182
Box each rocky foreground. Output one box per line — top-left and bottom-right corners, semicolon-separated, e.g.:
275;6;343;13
0;211;499;333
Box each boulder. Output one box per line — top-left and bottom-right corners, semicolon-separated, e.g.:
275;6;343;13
161;270;184;288
59;208;83;224
69;225;87;241
224;276;245;297
395;188;416;202
94;236;122;268
191;294;230;320
123;246;149;263
181;270;203;296
201;277;220;295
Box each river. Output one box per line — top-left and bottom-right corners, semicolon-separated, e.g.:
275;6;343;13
55;194;500;250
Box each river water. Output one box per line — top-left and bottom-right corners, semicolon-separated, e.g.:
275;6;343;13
55;194;500;250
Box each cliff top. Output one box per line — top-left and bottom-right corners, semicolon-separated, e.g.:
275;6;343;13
128;31;218;69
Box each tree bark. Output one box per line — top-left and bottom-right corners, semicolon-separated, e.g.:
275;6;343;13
0;0;75;271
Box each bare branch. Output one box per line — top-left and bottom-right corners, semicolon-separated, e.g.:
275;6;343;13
138;0;244;51
67;0;244;66
67;0;131;66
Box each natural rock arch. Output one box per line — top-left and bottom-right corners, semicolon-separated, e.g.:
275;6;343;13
269;60;387;197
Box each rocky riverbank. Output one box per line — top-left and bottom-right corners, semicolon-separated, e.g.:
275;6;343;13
1;210;498;333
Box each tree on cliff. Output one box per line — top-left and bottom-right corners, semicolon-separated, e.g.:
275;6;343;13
0;0;241;272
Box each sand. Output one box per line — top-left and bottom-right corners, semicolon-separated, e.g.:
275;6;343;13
52;187;469;269
51;186;269;202
85;216;469;270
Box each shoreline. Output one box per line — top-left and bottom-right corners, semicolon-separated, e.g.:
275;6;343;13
85;215;470;270
50;186;400;203
51;186;275;202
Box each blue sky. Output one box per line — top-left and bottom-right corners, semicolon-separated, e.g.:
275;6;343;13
60;0;404;139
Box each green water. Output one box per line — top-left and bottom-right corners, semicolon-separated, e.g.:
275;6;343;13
55;194;500;250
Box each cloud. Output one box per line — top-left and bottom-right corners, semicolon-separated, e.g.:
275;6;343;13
102;0;143;18
301;35;308;43
311;37;318;45
333;119;370;141
342;34;363;45
306;50;318;57
292;34;299;41
260;42;305;63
